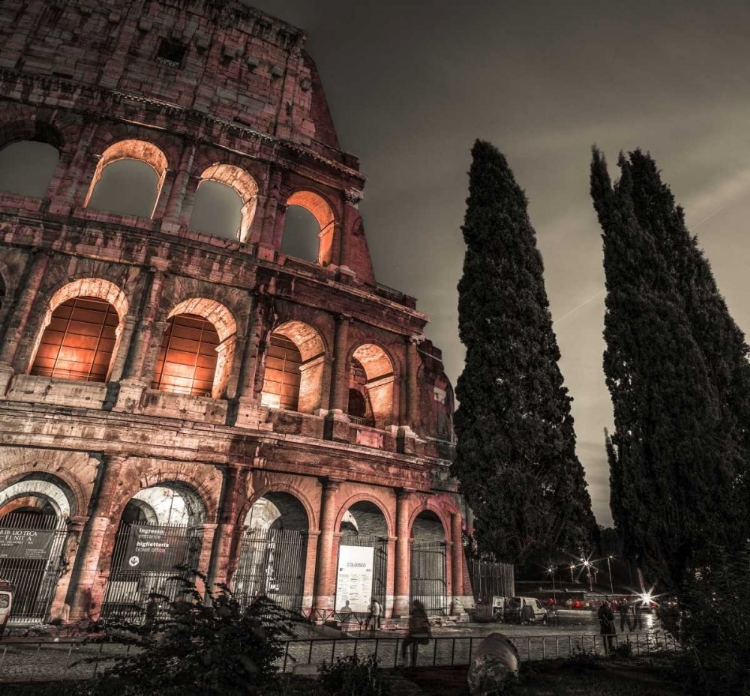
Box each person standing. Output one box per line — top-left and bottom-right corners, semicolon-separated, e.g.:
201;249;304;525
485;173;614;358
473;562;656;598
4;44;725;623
598;601;617;654
632;598;644;631
365;597;382;631
617;598;631;632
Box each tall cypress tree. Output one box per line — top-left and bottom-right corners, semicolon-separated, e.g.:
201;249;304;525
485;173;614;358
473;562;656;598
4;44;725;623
590;150;742;591
624;151;750;523
453;140;595;567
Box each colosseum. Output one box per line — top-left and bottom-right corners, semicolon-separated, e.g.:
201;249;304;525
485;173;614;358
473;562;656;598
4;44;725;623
0;0;475;626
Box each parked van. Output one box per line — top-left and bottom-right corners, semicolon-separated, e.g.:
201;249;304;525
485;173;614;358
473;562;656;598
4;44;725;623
495;596;548;624
0;580;12;638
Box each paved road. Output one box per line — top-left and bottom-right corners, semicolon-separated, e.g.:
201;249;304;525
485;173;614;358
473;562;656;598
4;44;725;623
0;614;668;683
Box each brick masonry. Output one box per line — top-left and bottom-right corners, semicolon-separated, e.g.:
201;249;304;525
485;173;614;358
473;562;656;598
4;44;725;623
0;0;474;622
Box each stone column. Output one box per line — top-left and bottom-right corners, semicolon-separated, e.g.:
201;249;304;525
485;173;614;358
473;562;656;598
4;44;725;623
398;337;421;454
194;523;218;598
301;530;320;617
257;169;282;261
313;478;341;616
68;455;126;621
325;315;350;441
385;535;397;619
162;141;196;230
234;296;270;428
207;465;249;592
393;488;415;618
48;515;88;622
450;512;465;616
0;251;51;385
116;269;165;411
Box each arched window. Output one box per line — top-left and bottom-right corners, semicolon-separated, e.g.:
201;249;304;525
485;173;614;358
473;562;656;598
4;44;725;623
260;321;325;413
261;334;302;410
349;344;395;428
348;357;374;426
0;141;59;198
151;314;221;397
84;140;168;218
281;190;335;265
29;296;119;382
189;181;243;240
190;164;258;242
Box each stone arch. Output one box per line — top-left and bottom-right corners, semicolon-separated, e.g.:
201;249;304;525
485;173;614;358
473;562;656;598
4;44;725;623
349;343;396;428
283;190;336;266
83;139;168;218
152;298;238;399
192;164;259;242
409;504;451;616
0;120;64;151
27;278;129;383
0;476;75;518
334;493;394;538
261;319;326;413
0;139;60;199
408;502;452;541
239;482;317;532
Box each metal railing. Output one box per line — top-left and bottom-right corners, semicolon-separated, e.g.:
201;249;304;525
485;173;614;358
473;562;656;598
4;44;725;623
277;630;679;673
0;631;679;683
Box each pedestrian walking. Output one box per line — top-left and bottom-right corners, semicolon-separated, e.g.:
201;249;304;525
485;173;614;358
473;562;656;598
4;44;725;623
617;598;631;632
598;601;617;654
632;598;644;631
365;597;382;631
402;600;430;667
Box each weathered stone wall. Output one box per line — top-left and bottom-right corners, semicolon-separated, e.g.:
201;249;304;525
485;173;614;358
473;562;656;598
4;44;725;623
0;0;473;624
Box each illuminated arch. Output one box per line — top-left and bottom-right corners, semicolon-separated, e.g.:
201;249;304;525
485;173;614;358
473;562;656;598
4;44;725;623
192;164;259;242
261;320;326;413
282;190;336;265
28;278;129;382
349;343;395;428
84;139;169;218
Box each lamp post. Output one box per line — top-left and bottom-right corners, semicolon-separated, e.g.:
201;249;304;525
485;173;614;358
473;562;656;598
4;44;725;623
569;564;575;584
547;565;557;604
583;560;593;592
607;555;614;595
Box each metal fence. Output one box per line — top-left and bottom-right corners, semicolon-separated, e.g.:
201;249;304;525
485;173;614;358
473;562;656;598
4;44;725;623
100;522;203;622
277;630;679;673
0;512;68;623
0;631;679;683
468;558;515;604
411;542;447;616
232;528;306;612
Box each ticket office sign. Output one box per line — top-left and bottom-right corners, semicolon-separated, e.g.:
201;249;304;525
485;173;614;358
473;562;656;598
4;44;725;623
335;545;374;614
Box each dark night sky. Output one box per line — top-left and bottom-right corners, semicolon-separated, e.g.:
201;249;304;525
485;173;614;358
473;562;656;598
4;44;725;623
244;0;750;526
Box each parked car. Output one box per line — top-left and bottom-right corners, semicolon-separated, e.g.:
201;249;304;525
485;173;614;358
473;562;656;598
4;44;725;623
0;580;12;638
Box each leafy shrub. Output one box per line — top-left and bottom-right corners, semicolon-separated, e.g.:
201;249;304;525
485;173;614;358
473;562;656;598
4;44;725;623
676;545;750;695
317;654;391;696
612;641;633;659
88;570;298;696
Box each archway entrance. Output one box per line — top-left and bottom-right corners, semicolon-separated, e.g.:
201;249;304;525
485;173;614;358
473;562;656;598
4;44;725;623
101;484;205;621
411;511;447;616
0;477;71;623
336;501;388;616
232;493;308;612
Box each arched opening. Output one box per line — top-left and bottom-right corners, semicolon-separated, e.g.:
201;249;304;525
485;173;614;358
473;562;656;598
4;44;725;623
84;140;168;219
191;164;258;242
189;180;243;240
261;320;325;413
0;141;59;198
233;492;309;611
151;298;237;400
281;190;335;265
29;296;119;382
349;344;395;428
411;510;448;616
336;501;388;615
0;476;72;623
101;482;206;622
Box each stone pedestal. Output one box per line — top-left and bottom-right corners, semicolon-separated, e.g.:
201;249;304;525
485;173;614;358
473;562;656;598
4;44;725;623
233;397;272;430
112;379;146;413
397;426;418;455
324;410;350;442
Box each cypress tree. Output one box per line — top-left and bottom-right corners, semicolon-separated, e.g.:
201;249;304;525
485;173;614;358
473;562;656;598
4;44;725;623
590;150;741;591
453;140;595;567
624;151;750;523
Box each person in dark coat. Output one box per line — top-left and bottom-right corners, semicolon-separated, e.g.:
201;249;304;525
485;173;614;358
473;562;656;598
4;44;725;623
598;601;617;654
402;600;431;667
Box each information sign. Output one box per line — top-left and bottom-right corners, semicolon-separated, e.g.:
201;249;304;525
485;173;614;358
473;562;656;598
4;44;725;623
335;545;374;613
0;528;55;560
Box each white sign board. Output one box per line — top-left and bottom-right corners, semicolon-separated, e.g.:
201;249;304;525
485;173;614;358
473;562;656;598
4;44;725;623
335;545;374;613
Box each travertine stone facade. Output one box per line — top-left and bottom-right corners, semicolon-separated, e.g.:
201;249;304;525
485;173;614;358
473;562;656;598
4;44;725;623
0;0;472;624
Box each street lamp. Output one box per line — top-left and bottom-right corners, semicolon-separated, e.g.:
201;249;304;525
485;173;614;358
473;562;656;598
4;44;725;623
607;555;614;595
569;564;575;584
547;565;557;604
583;560;593;592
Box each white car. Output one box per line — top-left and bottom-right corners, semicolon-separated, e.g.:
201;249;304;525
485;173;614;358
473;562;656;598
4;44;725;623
496;596;548;624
